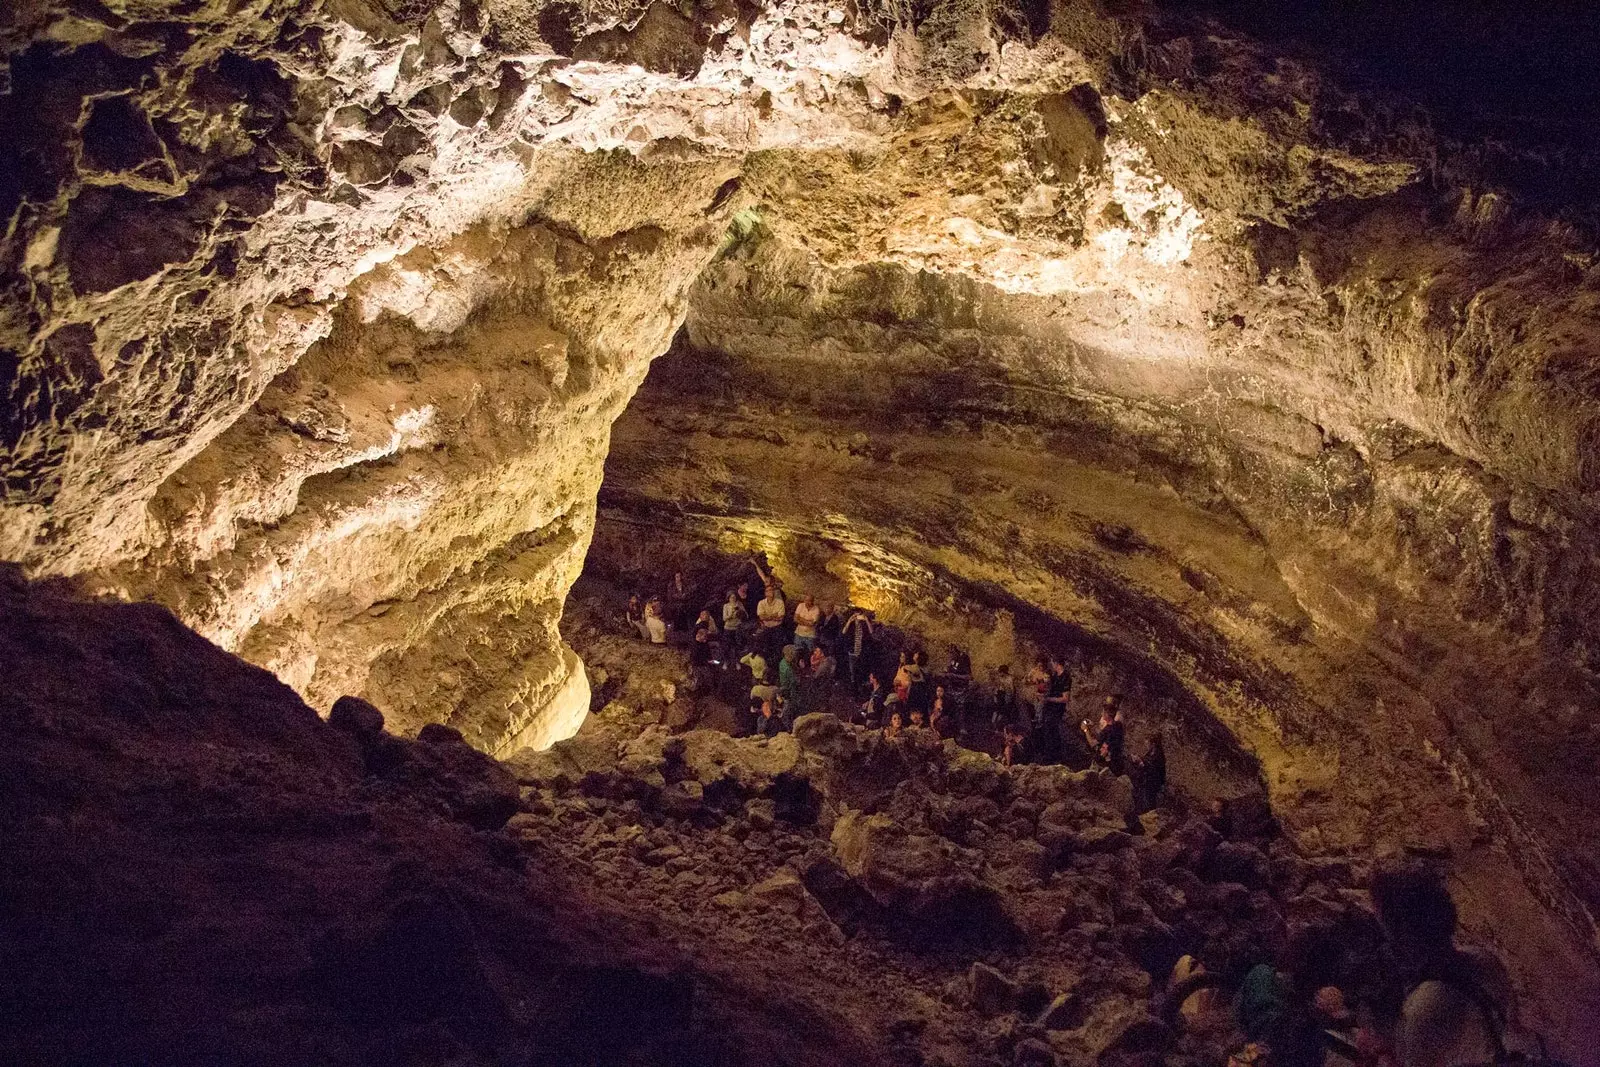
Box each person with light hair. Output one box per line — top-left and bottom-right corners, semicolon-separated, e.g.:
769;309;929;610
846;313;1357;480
643;598;667;644
792;592;821;654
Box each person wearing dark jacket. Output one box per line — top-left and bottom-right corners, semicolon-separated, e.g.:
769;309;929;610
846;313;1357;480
859;672;887;726
1132;731;1166;812
842;609;874;690
1081;697;1126;776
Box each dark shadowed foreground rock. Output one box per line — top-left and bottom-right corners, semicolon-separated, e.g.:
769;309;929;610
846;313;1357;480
0;573;881;1066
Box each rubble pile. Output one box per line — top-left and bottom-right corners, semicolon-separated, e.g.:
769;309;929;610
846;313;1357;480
508;701;1384;1066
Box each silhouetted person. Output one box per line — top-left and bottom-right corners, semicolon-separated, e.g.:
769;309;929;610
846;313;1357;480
749;556;779;594
1372;861;1510;1067
817;601;843;657
1132;731;1166;813
693;608;719;640
1234;924;1349;1067
945;646;972;688
1028;657;1051;727
989;664;1017;731
1041;654;1071;719
808;643;836;683
1032;706;1064;764
860;671;887;726
757;698;782;738
908;649;933;713
1001;723;1024;767
778;644;801;711
689;625;713;676
625;593;649;640
665;570;690;630
1081;697;1125;775
893;650;917;704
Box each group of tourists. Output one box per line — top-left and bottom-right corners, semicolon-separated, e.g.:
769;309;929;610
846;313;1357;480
1165;854;1539;1067
617;556;1562;1067
620;556;1167;810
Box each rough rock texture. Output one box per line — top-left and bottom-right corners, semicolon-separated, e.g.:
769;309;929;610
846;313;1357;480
0;0;895;749
594;237;1600;1048
0;569;1418;1067
0;569;809;1066
6;0;1599;756
5;0;1600;1050
507;697;1395;1067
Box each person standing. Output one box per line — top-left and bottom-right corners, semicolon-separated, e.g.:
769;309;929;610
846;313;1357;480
643;599;668;645
739;648;769;685
688;627;714;691
625;594;649;641
722;589;748;651
1372;862;1510;1067
792;593;821;654
818;602;844;657
664;570;691;632
757;698;783;738
1081;697;1125;775
843;609;874;690
778;644;801;714
1042;655;1071;719
1132;731;1167;813
756;582;787;658
1032;704;1064;764
859;671;887;726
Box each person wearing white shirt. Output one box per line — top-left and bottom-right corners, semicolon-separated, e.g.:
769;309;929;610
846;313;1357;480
792;593;821;653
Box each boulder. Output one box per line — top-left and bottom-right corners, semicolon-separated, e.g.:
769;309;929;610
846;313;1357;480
632;728;802;796
1072;827;1133;855
969;963;1017;1015
1203;841;1271;888
329;695;385;738
791;712;854;759
416;722;465;745
746;869;810;915
832;810;975;905
744;798;776;830
506;718;627;788
658;779;704;820
1013;1036;1056;1066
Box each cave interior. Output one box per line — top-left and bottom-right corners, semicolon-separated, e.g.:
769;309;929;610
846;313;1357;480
3;0;1600;1063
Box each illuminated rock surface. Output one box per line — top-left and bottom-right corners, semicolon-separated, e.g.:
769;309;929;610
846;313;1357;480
4;0;1600;1060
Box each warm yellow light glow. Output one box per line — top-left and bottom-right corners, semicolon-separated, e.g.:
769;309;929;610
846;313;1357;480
498;648;591;755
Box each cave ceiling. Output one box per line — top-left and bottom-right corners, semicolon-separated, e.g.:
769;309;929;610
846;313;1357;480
3;0;1600;1034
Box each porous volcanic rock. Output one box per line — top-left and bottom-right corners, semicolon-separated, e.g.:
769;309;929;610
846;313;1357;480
6;0;1600;1055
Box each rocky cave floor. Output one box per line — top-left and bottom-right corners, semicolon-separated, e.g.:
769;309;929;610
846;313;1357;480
6;562;1586;1067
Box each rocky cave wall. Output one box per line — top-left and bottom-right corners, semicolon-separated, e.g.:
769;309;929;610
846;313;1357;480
593;196;1600;972
591;225;1600;1045
4;0;1600;1029
585;60;1600;937
1;0;909;750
